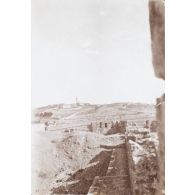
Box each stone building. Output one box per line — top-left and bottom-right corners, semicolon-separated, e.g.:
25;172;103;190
90;121;113;134
89;120;127;134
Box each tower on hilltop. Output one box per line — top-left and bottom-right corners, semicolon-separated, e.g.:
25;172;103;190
76;96;80;106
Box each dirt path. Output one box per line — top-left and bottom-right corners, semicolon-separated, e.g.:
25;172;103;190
88;136;132;195
107;147;129;176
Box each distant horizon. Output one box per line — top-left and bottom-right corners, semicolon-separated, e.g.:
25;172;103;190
32;99;156;110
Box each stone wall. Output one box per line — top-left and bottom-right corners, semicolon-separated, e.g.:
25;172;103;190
156;94;165;194
149;0;165;194
125;136;136;195
149;0;165;80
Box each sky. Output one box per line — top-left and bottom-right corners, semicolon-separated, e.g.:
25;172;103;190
32;0;164;108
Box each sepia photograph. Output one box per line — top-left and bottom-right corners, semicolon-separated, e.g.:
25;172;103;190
31;0;165;194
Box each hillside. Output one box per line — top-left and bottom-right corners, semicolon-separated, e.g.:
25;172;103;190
32;102;155;131
32;102;156;195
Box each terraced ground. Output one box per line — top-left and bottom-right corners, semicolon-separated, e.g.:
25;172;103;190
32;103;155;131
